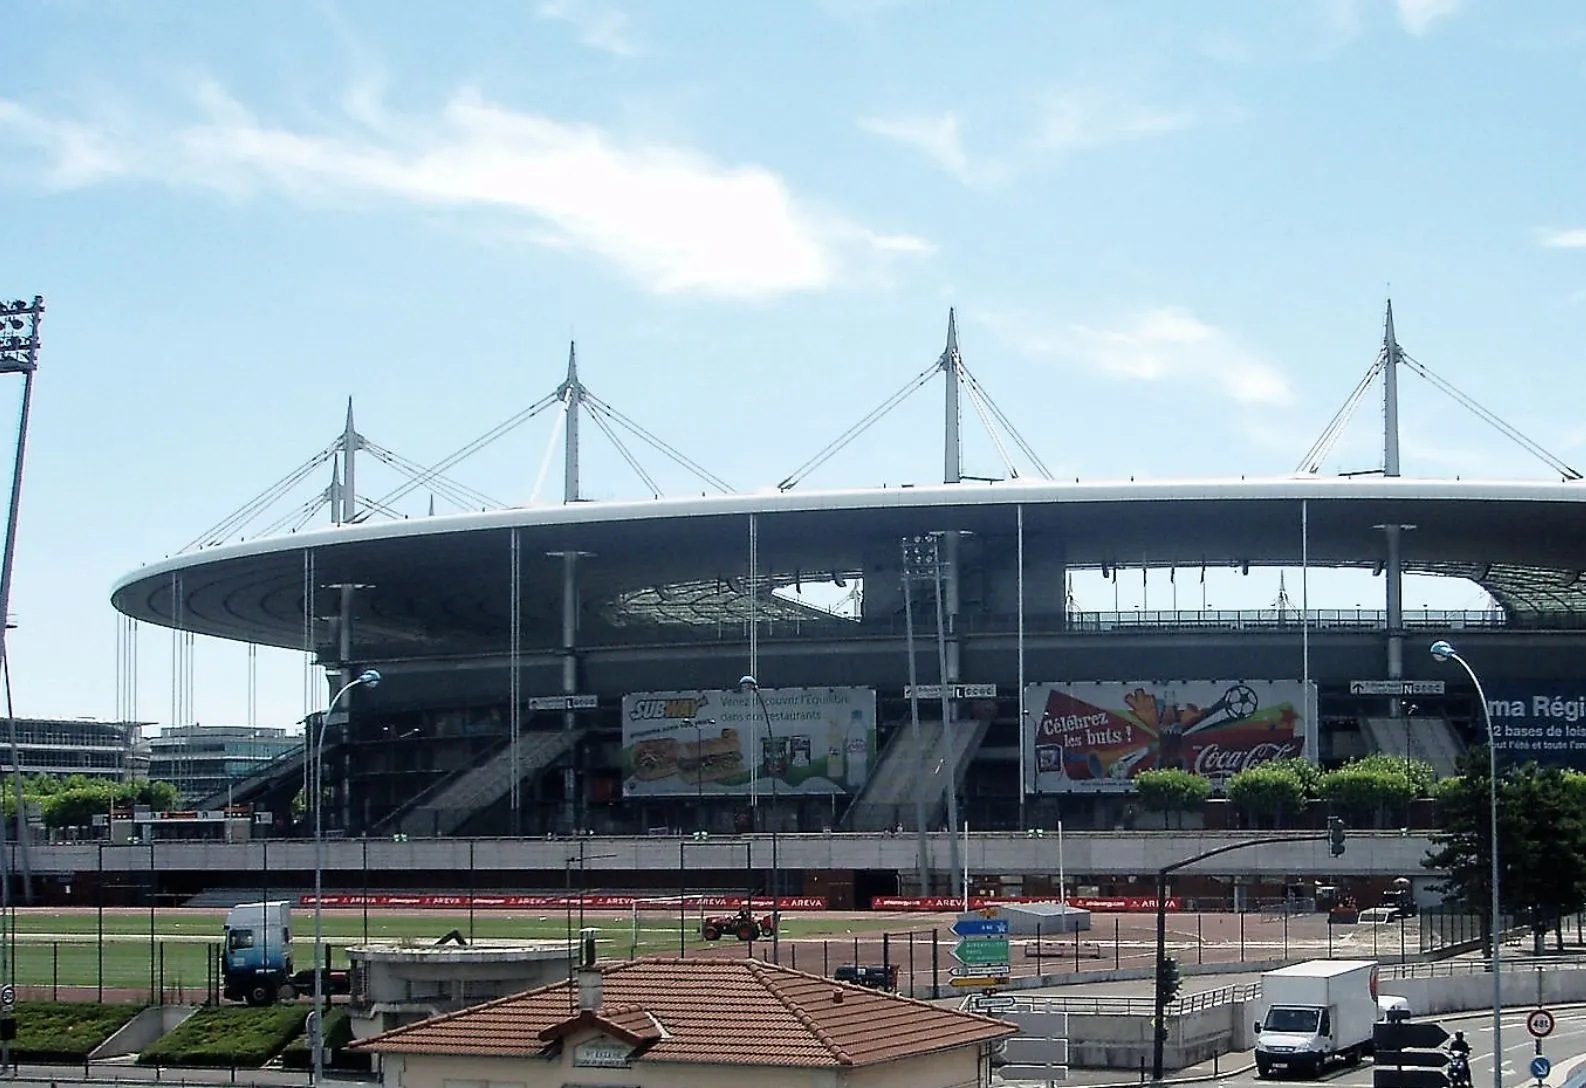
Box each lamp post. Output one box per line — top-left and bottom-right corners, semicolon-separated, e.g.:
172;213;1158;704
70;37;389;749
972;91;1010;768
311;668;381;1087
739;676;777;826
1429;640;1501;1088
738;676;780;962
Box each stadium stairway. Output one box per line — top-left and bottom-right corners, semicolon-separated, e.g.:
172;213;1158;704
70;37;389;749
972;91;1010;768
842;717;990;831
394;730;576;836
1360;716;1465;777
195;745;306;811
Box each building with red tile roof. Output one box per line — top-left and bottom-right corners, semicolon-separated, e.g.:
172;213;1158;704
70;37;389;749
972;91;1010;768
353;956;1016;1087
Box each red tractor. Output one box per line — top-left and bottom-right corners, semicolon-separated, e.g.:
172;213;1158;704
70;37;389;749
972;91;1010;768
700;907;776;942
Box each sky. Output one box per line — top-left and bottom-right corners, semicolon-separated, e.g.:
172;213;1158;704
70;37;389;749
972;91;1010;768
3;0;1585;735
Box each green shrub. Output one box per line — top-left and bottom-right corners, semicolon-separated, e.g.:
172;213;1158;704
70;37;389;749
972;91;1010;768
279;1007;370;1072
13;1002;143;1062
137;1005;307;1068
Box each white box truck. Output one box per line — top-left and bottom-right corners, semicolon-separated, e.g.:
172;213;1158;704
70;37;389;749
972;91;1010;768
1253;960;1380;1078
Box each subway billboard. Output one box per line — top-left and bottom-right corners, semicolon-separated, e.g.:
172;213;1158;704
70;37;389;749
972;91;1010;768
621;686;877;797
1024;680;1316;794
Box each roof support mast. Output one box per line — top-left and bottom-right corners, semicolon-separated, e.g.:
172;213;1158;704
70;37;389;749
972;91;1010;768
336;399;363;693
1382;302;1406;703
560;343;583;834
939;311;962;893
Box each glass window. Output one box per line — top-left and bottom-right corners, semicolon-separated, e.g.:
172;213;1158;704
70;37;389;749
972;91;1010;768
228;929;254;951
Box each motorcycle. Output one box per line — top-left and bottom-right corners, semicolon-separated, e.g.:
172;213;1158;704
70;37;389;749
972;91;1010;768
1447;1051;1472;1088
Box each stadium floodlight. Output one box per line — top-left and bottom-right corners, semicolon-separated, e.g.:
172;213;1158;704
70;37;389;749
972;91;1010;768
1428;639;1500;1088
311;668;381;1086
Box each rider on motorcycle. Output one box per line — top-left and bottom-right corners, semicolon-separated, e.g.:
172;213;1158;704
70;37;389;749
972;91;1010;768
1448;1032;1473;1088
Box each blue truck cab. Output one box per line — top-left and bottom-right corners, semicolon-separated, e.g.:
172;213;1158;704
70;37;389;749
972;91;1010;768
222;900;295;1005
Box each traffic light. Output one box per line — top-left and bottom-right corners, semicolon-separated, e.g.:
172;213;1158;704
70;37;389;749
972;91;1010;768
1156;955;1181;1002
1328;816;1346;857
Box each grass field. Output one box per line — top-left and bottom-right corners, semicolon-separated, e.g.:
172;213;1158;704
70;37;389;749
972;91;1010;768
0;906;921;994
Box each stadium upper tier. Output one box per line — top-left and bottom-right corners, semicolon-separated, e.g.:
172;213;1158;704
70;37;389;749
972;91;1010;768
112;475;1586;655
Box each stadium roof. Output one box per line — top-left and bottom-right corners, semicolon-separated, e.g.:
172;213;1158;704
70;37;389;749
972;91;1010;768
111;476;1586;651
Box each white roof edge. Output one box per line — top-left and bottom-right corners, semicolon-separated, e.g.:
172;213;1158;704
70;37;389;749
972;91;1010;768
110;475;1586;597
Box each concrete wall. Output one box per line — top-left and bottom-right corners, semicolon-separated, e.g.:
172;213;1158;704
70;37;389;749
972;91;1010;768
91;1004;198;1060
34;829;1442;884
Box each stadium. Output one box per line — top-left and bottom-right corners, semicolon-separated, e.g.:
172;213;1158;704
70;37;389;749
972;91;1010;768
90;307;1586;908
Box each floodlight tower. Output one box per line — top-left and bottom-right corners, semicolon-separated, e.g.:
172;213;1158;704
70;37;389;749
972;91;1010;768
0;297;42;906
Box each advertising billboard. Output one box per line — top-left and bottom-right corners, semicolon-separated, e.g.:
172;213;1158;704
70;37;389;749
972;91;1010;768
1024;680;1314;794
1482;684;1586;771
621;687;876;797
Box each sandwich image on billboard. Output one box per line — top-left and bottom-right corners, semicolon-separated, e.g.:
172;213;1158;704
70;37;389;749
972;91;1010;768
1024;680;1314;793
621;687;876;797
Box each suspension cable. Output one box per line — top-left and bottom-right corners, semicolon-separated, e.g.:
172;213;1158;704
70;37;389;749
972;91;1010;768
1295;353;1383;474
959;362;1052;478
776;362;939;491
183;443;337;550
367;392;560;512
527;401;568;506
1400;352;1582;480
959;375;1019;479
586;404;662;498
582;392;733;494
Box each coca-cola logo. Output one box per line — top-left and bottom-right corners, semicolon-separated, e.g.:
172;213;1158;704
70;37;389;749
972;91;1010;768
1192;741;1296;776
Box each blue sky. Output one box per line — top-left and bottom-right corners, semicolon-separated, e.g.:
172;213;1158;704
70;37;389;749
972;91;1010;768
3;0;1584;734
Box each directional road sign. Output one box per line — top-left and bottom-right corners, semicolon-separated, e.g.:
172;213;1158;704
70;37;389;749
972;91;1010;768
950;976;1006;989
1377;1051;1452;1068
1531;1057;1552;1080
952;937;1011;967
952;918;1010;938
1373;1070;1451;1088
950;964;1011;978
1375;1021;1451;1051
1528;1009;1557;1039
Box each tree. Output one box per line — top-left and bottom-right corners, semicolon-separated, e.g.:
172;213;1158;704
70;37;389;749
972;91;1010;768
1319;754;1433;828
1424;750;1586;954
1227;760;1312;827
1134;769;1212;828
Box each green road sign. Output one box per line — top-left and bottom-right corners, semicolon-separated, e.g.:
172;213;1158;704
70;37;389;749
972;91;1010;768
952;937;1010;967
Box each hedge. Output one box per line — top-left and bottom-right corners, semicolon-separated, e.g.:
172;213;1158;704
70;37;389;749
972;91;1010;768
136;1005;307;1068
278;1007;370;1072
11;1002;143;1062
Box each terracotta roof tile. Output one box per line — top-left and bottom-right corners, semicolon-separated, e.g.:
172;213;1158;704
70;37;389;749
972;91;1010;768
354;957;1015;1068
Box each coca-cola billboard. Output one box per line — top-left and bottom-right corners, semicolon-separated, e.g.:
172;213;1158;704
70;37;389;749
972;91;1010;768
1024;681;1315;794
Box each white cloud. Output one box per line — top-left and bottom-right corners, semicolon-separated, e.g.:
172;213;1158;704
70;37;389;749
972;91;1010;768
0;87;928;299
1033;86;1197;152
987;305;1294;407
536;0;640;57
858;112;1006;186
1540;228;1586;249
1395;0;1460;35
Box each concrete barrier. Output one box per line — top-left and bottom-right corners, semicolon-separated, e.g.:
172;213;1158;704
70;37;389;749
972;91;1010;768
1069;964;1586;1070
90;1005;198;1060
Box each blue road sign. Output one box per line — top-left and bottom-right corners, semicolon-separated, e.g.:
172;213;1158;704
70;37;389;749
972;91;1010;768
952;918;1010;938
1531;1056;1551;1080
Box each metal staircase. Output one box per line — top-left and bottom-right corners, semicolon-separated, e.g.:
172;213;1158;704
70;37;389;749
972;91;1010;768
843;717;990;830
395;731;576;836
1361;716;1465;777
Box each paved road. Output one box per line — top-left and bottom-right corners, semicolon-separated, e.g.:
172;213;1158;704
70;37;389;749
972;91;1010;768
1048;1004;1586;1088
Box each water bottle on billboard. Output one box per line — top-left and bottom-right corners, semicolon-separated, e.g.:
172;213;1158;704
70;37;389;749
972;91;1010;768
845;708;868;788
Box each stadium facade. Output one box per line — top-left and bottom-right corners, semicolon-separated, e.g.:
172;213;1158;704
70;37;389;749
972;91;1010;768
111;311;1586;828
91;307;1586;904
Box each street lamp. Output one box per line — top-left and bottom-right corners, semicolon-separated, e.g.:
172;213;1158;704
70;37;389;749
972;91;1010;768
1429;639;1501;1088
311;668;381;1087
738;676;777;824
737;676;781;963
